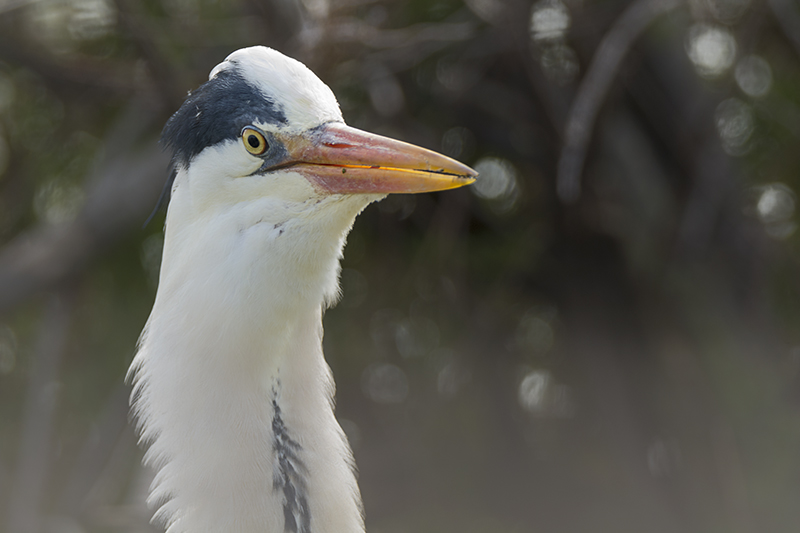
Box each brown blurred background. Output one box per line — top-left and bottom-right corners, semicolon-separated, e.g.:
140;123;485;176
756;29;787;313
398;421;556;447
2;0;800;531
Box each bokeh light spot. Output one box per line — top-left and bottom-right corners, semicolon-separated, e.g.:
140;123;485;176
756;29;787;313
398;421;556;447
436;352;472;400
735;55;772;98
754;183;797;239
715;98;754;156
518;370;550;413
686;24;736;78
540;43;580;86
757;184;795;224
518;369;575;417
26;0;116;52
300;0;329;19
395;317;439;359
33;180;85;225
68;0;116;41
472;157;520;213
441;126;475;160
530;0;571;42
362;363;409;404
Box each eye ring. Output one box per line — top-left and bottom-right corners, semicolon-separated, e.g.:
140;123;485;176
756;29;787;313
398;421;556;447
242;127;268;156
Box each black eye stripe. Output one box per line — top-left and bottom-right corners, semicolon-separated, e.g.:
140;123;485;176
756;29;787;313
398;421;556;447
160;69;287;168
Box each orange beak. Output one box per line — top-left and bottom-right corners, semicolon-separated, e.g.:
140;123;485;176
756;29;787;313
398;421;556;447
278;122;477;194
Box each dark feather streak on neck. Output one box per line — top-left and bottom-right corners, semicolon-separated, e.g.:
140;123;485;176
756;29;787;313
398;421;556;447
272;387;312;533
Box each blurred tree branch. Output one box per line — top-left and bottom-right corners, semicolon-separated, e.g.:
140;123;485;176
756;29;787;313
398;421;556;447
0;102;167;317
5;293;75;533
327;18;475;50
0;33;146;101
57;385;132;518
769;0;800;58
557;0;683;203
113;0;184;110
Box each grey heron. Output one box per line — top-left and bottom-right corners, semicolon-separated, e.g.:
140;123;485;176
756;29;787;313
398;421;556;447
128;46;476;533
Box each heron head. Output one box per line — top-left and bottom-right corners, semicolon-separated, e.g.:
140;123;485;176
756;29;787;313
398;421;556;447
159;46;475;228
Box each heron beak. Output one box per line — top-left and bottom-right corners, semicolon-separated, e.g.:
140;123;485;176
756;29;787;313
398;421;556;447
281;122;477;194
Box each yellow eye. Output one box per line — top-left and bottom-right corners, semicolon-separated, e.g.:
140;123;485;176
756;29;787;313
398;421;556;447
242;127;268;155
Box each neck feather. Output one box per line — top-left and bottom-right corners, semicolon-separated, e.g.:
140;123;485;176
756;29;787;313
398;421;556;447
129;192;369;533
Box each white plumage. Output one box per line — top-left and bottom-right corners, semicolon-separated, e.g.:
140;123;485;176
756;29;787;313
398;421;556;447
128;46;475;533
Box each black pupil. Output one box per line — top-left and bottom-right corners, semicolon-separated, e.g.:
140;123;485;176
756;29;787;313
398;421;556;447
248;134;261;149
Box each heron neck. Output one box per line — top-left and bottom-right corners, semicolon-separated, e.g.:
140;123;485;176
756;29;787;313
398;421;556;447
130;197;367;533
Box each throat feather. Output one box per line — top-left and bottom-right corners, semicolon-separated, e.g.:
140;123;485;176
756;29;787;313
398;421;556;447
272;391;311;533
